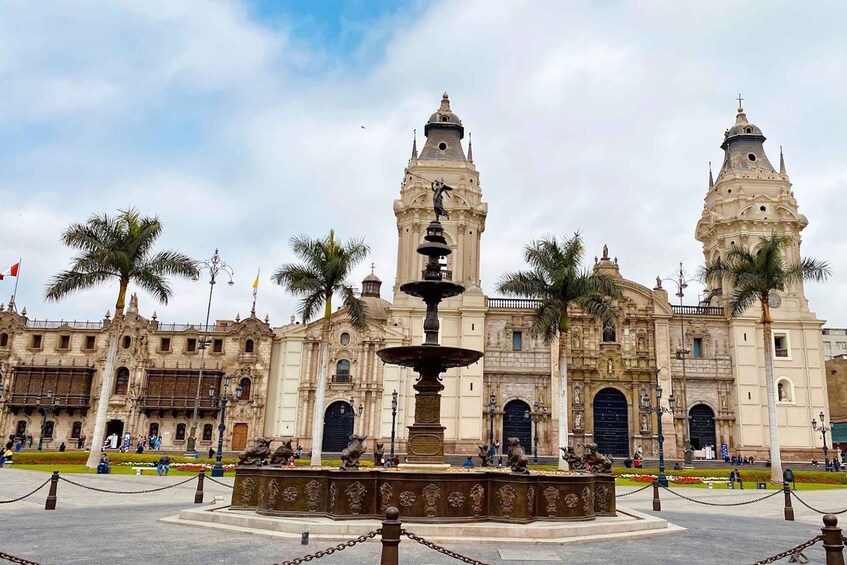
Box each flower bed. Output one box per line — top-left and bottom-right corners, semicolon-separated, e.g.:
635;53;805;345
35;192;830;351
620;473;704;484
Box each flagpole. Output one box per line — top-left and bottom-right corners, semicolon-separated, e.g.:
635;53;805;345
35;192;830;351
251;268;260;317
11;257;21;308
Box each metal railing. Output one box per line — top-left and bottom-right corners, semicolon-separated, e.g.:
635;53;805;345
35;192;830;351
140;396;219;409
25;320;104;330
331;374;352;384
153;323;222;333
775;348;789;358
6;393;90;408
672;305;724;316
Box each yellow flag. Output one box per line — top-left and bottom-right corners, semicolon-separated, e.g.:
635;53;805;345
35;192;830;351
252;269;260;300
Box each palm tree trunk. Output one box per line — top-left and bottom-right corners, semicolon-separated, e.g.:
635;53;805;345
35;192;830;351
85;322;119;469
558;331;570;471
761;309;783;483
115;278;129;317
309;319;331;467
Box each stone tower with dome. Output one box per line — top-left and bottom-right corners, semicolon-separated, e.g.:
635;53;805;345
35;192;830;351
696;100;829;456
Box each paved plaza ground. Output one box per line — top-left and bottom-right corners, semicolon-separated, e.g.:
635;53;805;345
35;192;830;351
0;468;844;564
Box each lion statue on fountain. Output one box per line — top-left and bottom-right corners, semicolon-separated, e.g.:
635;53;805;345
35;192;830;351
583;442;613;474
340;434;367;470
238;437;272;466
507;437;529;474
269;438;294;465
560;445;586;471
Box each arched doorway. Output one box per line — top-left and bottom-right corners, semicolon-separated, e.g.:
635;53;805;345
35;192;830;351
322;401;354;452
593;388;629;457
502;400;531;454
688;404;716;450
105;419;124;449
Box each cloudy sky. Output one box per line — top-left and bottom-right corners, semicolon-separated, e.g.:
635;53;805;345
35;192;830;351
2;0;846;328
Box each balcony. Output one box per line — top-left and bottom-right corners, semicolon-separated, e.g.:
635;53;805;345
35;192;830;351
487;297;541;309
5;393;91;409
331;373;352;384
775;348;789;358
672;305;724;316
139;396;219;410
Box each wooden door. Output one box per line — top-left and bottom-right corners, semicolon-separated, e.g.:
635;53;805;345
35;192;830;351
231;423;248;451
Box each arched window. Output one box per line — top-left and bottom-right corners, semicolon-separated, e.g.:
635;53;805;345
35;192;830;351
340;332;350;346
114;367;130;395
149;423;159;437
334;359;351;383
239;377;251;401
122;335;132;349
71;421;82;439
44;421;55;439
203;424;214;441
776;378;794;403
244;339;254;353
0;333;8;347
175;423;186;441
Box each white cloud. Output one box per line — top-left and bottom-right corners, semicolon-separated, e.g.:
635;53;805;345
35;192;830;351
1;0;846;328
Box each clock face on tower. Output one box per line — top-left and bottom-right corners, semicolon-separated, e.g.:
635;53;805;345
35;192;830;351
768;292;782;308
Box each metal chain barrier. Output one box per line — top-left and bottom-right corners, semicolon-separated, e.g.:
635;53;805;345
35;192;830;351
616;483;652;497
58;475;196;495
204;475;234;489
0;478;51;504
789;491;847;515
0;551;44;565
750;535;822;564
402;529;489;565
659;485;782;507
272;529;380;565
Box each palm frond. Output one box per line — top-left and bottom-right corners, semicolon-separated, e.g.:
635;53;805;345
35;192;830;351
44;270;113;302
340;285;368;330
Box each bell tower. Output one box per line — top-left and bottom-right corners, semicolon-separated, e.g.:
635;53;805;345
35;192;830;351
393;93;488;294
695;99;828;458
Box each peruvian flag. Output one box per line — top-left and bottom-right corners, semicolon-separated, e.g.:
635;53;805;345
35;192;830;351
0;262;20;280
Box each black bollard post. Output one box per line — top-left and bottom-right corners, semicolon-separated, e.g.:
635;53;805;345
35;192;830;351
652;479;661;512
195;470;205;504
45;470;59;510
821;514;845;565
301;532;309;545
380;507;401;565
783;481;794;521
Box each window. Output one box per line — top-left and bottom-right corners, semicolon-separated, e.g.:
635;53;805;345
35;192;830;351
114;367;130;395
160;337;171;352
837;342;847;351
31;334;43;349
44;421;54;439
340;332;350;346
175;423;186;441
186;338;197;352
0;333;7;347
512;331;523;351
212;338;223;353
244;339;254;353
71;421;82;439
773;333;789;358
122;335;132;349
202;424;213;441
776;378;794;403
692;338;703;358
334;359;351;383
84;335;96;350
59;335;70;350
437;142;448;150
148;423;159;437
239;377;251;401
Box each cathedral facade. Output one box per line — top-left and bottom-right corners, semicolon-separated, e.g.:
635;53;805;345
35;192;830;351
263;94;830;462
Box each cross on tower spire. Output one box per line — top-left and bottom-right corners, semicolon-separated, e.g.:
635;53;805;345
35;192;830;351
736;93;744;112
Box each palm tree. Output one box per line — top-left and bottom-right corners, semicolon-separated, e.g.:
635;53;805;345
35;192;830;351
702;232;829;483
497;233;620;470
273;230;370;466
45;208;198;468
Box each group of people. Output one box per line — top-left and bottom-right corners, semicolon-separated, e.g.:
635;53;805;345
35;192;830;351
724;454;755;465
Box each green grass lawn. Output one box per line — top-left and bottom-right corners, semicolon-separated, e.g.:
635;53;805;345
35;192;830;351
613;477;847;490
8;464;236;477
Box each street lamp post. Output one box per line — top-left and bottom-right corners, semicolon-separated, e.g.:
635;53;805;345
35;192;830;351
642;384;675;487
209;375;242;477
811;412;831;469
36;390;60;452
389;390;398;463
667;263;693;464
488;392;496;458
188;249;234;453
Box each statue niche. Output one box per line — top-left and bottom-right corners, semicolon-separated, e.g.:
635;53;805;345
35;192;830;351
602;320;616;343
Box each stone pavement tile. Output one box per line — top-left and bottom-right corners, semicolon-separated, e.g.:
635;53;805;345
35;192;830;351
498;548;563;561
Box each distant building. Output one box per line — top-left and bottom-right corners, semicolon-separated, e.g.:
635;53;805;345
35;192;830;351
821;328;847;361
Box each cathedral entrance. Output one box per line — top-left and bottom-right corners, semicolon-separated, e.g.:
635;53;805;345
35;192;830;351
592;388;629;458
105;420;124;449
502;400;531;455
322;401;354;453
231;423;248;451
688;404;716;450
